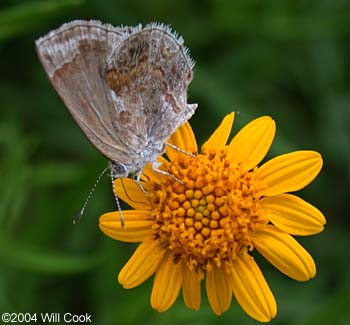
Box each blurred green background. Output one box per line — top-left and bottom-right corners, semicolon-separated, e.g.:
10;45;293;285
0;0;349;324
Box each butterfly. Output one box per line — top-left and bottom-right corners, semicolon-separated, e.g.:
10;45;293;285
36;20;197;225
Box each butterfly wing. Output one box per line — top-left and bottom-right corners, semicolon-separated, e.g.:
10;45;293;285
105;23;197;155
35;20;135;166
37;21;197;172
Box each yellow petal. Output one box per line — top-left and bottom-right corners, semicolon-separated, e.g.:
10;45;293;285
231;254;277;322
182;268;201;311
260;194;326;235
151;254;183;312
141;156;170;183
118;238;165;288
99;210;153;242
202;112;235;151
166;121;198;161
113;178;150;210
206;265;232;315
228;116;276;170
257;151;323;196
253;226;316;281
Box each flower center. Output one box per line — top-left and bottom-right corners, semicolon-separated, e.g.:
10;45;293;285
147;147;268;274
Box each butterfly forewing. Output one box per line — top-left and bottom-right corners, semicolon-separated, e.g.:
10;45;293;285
36;20;134;164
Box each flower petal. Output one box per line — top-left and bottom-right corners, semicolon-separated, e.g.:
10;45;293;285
260;194;326;235
166;121;198;161
140;157;169;184
206;265;232;315
202;112;235;151
253;226;316;281
114;178;150;210
151;254;184;312
228;116;276;170
99;210;153;242
231;254;277;322
118;238;165;288
182;268;201;311
257;151;323;196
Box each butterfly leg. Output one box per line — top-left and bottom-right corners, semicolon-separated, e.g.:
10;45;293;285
132;170;147;196
166;143;197;158
152;161;184;184
110;169;125;229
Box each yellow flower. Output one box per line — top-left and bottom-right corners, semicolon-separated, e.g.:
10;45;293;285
99;113;326;322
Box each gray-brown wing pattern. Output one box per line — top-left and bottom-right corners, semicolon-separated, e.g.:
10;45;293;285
36;20;197;175
35;20;133;164
105;23;197;153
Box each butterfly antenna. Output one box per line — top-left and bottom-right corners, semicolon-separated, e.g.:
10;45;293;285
73;166;110;224
111;175;125;229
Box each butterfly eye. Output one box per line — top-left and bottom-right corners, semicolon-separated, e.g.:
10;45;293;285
111;162;128;178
